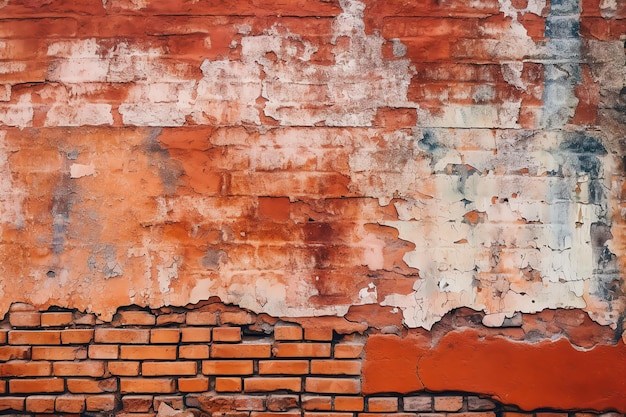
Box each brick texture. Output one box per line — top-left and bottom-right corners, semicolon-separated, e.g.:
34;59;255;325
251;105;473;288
0;302;622;415
0;0;624;411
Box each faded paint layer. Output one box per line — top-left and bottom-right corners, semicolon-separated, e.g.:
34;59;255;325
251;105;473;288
0;0;625;338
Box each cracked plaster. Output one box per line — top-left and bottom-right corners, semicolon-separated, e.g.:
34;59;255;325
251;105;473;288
0;0;625;332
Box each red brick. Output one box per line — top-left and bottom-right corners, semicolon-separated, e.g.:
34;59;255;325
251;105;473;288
32;346;86;360
116;412;157;417
213;326;242;342
25;395;56;413
94;328;150;344
89;344;119;359
153;395;185;410
120;345;177;360
369;397;399;412
304;413;353;417
118;310;156;326
434;396;463;411
67;378;118;393
220;310;255;325
0;361;51;376
302;395;332;411
157;313;186;326
468;397;496;411
259;360;309;375
454;413;497;417
311;360;361;375
9;311;40;327
73;312;96;326
203;360;254;375
108;361;140;376
61;329;94;344
305;377;360;394
334;343;364;358
180;344;210;359
181;327;212;342
304;327;333;341
192;393;265;411
403;396;432;411
53;361;105;377
178;377;210;392
251;413;301;417
142;361;197;376
9;330;60;345
0;380;5;393
0;396;25;411
41;312;73;327
0;330;7;344
216;377;243;392
86;394;117;411
10;378;64;393
122;395;153;412
151;328;180;344
9;303;36;312
258;197;291;221
56;395;86;413
0;346;30;361
334;396;364;411
267;394;299;411
358;414;418;417
244;377;302;393
120;378;176;394
274;324;303;341
186;311;218;325
212;343;271;358
274;343;331;358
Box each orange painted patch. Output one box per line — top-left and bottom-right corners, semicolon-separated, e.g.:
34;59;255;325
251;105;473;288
362;334;428;394
363;329;626;412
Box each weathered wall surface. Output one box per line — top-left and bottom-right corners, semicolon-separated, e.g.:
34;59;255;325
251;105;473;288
1;0;626;415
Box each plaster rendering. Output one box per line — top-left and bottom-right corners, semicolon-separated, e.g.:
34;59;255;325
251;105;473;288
0;0;625;333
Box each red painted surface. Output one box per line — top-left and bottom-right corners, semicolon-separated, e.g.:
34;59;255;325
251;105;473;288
364;329;626;412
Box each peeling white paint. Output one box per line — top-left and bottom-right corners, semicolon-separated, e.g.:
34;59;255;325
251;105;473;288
358;282;378;304
1;0;623;333
0;94;34;127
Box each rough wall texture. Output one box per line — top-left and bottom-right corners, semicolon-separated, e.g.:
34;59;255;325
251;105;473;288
1;0;626;415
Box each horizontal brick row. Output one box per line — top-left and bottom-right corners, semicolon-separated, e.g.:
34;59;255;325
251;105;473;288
0;392;508;414
0;343;361;359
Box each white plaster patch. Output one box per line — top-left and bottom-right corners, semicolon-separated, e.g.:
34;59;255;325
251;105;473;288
0;85;11;102
70;163;96;178
599;0;618;17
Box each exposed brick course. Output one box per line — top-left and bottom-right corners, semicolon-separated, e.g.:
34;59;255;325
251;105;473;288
0;302;623;415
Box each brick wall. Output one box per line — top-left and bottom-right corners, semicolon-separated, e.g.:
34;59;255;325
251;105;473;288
1;303;625;416
1;0;626;414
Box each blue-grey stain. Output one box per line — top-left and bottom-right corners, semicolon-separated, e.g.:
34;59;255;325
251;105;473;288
540;0;582;129
201;248;228;270
51;177;75;255
146;127;183;195
556;133;607;204
449;163;479;194
417;129;447;168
